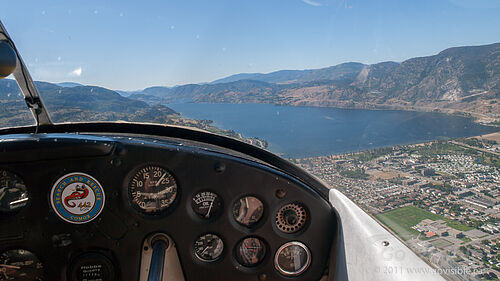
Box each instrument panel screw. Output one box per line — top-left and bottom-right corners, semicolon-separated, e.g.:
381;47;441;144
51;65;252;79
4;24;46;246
275;189;286;199
258;273;267;281
214;162;226;174
111;158;122;167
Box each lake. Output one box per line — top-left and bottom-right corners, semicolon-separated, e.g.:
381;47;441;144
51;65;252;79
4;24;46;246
167;103;499;158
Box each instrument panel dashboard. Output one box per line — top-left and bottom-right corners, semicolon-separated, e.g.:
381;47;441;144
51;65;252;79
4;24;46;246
0;132;335;281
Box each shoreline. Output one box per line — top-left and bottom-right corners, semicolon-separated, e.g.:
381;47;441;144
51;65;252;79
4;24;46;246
272;101;500;127
169;102;499;157
182;101;500;127
292;131;500;161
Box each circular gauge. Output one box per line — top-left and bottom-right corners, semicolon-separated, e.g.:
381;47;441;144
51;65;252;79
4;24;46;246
68;252;116;281
194;233;224;262
276;203;307;233
235;237;266;267
274;242;311;276
232;196;264;227
191;191;222;219
0;170;29;214
0;249;43;281
128;165;178;214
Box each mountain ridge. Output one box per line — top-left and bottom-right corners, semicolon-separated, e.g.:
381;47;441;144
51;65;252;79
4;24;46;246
137;42;499;124
211;62;368;84
2;42;499;125
0;79;268;148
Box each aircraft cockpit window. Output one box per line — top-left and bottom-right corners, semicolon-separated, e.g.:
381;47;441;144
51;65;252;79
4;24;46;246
0;1;499;280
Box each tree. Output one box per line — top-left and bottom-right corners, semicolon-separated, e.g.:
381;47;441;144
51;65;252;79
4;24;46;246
459;246;467;254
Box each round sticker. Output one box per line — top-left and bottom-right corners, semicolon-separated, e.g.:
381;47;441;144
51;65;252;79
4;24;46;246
50;172;105;224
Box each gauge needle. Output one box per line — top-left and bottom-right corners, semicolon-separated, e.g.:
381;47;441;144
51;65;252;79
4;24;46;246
201;246;210;256
205;198;215;218
156;173;167;187
0;264;21;269
293;251;301;271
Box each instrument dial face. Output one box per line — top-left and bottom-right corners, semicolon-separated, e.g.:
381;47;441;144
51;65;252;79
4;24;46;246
128;165;178;214
235;237;266;267
192;191;222;219
0;170;29;214
276;203;307;233
232;196;264;227
194;234;224;262
68;252;116;281
0;249;44;281
274;242;311;276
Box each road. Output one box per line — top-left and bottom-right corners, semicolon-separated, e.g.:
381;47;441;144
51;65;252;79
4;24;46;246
450;140;499;156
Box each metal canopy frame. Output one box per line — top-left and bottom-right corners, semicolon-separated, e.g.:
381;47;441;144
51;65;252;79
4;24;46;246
0;20;53;127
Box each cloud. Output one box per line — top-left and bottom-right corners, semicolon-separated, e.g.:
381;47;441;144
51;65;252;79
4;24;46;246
69;67;82;77
302;0;321;6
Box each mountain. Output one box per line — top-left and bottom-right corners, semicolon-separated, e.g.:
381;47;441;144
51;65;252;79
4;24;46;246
0;79;268;148
0;79;178;126
211;62;367;84
3;43;499;125
141;43;499;124
56;82;84;87
135;80;281;104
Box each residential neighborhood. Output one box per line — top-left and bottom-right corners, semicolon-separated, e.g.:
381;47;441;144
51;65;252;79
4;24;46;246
294;133;500;281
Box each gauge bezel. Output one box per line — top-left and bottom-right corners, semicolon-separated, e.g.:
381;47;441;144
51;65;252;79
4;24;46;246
274;202;309;234
274;241;311;276
67;251;117;281
190;189;223;221
0;170;30;215
231;195;265;229
0;248;44;281
193;233;225;263
123;163;180;218
233;236;268;268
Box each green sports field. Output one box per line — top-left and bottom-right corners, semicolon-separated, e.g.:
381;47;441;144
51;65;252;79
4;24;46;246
429;238;453;248
375;206;473;241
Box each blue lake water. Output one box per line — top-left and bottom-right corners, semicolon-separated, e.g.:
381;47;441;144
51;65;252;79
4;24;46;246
167;103;499;158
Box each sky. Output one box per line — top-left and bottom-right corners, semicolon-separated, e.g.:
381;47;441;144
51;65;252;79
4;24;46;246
1;0;499;90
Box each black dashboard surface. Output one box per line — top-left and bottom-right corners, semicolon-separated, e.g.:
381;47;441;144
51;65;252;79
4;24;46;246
0;131;336;281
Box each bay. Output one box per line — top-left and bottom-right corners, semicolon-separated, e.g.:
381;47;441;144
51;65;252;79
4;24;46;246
167;103;499;158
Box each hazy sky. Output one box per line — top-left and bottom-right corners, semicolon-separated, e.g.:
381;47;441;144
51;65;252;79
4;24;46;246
1;0;499;90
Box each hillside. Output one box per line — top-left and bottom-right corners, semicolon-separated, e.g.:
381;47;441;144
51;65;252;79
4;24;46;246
1;43;499;128
0;79;177;126
211;62;366;84
0;79;268;148
57;82;84;88
136;43;500;124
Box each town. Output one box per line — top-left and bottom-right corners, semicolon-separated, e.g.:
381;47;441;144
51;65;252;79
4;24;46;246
294;132;500;281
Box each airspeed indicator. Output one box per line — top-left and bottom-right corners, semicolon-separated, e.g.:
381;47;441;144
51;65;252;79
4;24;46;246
128;165;178;215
